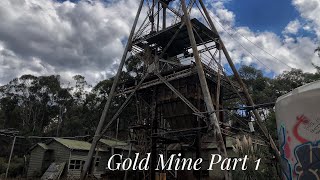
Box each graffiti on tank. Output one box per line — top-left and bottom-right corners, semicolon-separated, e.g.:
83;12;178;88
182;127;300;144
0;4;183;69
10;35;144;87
278;115;320;180
293;115;310;143
294;142;320;180
279;125;293;180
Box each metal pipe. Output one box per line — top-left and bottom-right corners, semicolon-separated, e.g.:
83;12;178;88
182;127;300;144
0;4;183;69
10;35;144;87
151;0;155;32
216;46;222;120
162;4;166;29
157;1;160;31
123;143;133;180
80;0;145;179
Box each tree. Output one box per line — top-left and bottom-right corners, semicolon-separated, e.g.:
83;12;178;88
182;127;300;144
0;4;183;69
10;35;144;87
238;65;275;104
273;68;320;96
73;75;91;105
0;75;69;135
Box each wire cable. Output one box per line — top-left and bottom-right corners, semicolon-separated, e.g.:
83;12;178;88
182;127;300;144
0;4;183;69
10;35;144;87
206;12;275;72
233;30;293;69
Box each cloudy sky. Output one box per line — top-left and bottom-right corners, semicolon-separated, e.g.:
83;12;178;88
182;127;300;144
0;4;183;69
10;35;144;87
0;0;319;85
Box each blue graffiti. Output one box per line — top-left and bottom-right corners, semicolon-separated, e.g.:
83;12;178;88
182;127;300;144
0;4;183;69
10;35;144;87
279;125;293;180
294;141;320;180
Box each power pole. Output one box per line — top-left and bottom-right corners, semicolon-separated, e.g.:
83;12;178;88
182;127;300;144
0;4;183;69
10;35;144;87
5;136;16;180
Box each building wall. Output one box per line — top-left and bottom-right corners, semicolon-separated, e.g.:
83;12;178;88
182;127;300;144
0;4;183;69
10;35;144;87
27;146;45;177
67;150;109;179
47;141;70;163
67;150;86;178
28;141;111;179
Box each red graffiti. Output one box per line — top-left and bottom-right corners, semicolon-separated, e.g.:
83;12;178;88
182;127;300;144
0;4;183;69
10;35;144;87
284;141;291;159
293;115;309;143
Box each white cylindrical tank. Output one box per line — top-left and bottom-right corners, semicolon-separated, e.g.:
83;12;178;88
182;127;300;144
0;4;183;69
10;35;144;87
275;80;320;180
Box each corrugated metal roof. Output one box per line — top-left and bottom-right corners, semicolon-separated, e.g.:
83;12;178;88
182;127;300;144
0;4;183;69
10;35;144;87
99;139;134;151
167;143;181;151
54;138;106;151
38;143;50;150
41;162;65;180
29;142;51;152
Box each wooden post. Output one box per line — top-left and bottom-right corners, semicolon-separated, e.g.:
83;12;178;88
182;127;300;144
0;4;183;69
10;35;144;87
162;3;166;29
180;0;230;179
80;0;145;179
5;136;16;180
124;143;132;180
216;45;222;120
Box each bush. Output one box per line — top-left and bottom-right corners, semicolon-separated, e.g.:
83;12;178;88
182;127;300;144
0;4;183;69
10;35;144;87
0;156;25;178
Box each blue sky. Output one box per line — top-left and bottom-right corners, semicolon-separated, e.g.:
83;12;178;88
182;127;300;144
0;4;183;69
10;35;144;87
224;0;299;35
206;0;320;78
220;0;300;77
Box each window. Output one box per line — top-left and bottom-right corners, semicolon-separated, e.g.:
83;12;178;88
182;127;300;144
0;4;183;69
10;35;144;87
94;157;101;167
69;160;85;170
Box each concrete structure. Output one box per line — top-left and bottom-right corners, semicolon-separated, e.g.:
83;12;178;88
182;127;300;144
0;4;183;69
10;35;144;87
276;80;320;180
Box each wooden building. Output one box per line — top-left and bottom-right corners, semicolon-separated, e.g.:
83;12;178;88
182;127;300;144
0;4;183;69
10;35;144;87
27;138;131;179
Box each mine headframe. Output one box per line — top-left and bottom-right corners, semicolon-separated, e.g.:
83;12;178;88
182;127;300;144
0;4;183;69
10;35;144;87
124;4;238;144
118;8;242;180
81;1;281;180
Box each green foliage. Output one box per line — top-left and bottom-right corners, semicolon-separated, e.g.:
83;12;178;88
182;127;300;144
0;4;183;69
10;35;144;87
232;136;279;180
0;156;25;178
265;110;278;140
0;62;319;178
237;65;320;102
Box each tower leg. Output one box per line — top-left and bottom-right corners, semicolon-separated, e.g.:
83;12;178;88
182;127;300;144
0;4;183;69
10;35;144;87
180;0;230;179
198;0;280;161
80;0;145;179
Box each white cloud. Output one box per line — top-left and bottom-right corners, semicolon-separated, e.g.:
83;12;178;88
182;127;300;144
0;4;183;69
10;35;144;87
0;0;143;85
292;0;320;37
283;19;301;34
204;0;319;74
0;0;319;86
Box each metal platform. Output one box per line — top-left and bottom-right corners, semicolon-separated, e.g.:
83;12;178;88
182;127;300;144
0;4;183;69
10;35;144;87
119;64;242;100
133;18;219;57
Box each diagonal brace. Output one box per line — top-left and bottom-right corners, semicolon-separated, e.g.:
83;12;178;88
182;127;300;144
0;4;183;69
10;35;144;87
155;73;204;118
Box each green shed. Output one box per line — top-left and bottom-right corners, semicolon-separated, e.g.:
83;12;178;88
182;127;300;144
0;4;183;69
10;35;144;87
27;138;108;179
